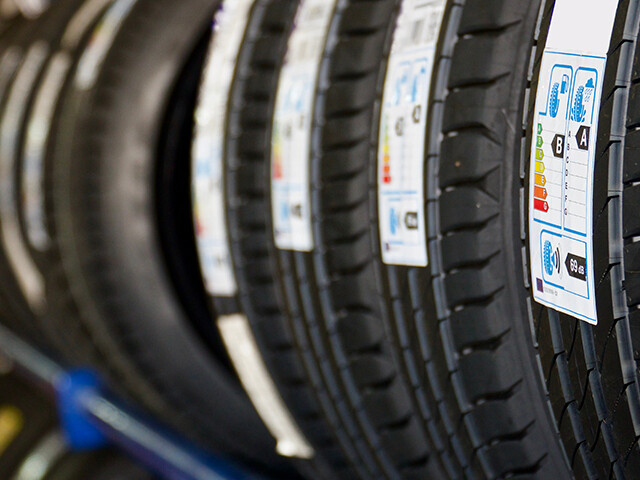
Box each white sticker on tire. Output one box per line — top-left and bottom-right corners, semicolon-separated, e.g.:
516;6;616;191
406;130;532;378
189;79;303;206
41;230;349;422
218;314;314;459
20;0;114;254
192;1;254;297
271;0;337;252
529;0;619;325
377;0;445;267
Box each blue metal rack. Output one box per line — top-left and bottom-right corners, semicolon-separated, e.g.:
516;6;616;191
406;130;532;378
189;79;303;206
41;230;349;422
0;324;265;480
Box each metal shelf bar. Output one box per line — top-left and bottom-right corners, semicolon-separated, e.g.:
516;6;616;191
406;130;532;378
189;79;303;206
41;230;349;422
0;324;265;480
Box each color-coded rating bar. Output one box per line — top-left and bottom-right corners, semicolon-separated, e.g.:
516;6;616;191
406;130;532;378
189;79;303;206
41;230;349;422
535;173;546;187
533;124;548;214
382;125;391;184
534;186;547;200
534;198;549;212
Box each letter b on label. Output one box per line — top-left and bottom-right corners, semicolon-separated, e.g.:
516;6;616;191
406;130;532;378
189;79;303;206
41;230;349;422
553;134;565;158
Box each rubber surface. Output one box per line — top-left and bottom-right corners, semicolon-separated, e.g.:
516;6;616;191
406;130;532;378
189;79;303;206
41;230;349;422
522;1;640;477
44;0;298;473
0;13;45;348
0;2;89;355
431;0;640;478
421;0;581;478
230;1;458;479
222;1;361;479
156;28;232;371
16;0;117;365
303;1;456;478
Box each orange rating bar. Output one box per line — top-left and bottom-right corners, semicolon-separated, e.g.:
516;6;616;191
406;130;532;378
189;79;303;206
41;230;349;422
535;173;546;187
534;186;547;200
534;198;549;213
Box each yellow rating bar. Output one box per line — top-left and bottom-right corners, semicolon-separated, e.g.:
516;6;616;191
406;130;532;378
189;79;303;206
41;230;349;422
535;161;545;173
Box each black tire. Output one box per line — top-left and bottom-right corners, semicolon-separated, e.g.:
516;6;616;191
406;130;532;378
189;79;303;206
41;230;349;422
302;2;454;478
430;0;640;478
227;1;456;479
261;0;593;478
0;13;48;348
426;1;576;476
0;0;97;356
46;0;296;474
15;0;117;364
524;0;640;477
220;1;354;479
292;0;474;477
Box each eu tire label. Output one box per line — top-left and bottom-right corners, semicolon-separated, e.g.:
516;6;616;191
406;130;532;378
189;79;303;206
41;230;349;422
271;0;337;252
192;0;254;297
528;0;618;325
377;0;445;267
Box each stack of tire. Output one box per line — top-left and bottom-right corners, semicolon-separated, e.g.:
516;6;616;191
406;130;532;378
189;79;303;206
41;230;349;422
1;0;639;479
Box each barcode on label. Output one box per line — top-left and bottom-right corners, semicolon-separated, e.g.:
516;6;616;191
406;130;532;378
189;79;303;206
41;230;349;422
377;0;446;267
402;1;443;48
409;19;425;46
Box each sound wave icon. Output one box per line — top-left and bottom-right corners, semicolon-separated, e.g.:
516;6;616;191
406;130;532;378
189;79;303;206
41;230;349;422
552;247;561;274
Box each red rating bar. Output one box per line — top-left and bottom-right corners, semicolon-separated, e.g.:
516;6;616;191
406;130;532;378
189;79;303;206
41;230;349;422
534;198;549;213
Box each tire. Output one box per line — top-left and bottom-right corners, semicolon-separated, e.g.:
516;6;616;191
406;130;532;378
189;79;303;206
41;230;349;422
432;0;640;478
425;0;576;477
426;1;575;477
46;0;297;474
0;0;97;356
227;1;459;479
276;0;591;478
219;1;355;479
16;0;117;364
0;13;48;348
527;0;640;477
302;2;456;478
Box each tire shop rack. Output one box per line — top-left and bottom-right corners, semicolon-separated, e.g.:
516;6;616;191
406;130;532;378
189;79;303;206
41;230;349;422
0;325;260;480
